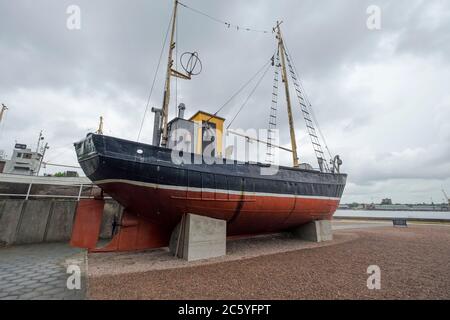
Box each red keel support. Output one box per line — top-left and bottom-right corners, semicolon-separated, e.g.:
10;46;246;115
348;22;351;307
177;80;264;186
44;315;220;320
70;199;105;249
90;211;171;253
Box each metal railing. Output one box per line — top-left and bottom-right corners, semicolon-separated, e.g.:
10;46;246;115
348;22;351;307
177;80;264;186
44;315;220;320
0;173;110;200
1;184;93;201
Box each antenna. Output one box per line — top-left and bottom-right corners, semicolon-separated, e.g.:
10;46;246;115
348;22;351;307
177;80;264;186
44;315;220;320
36;142;50;176
36;130;44;153
0;104;8;123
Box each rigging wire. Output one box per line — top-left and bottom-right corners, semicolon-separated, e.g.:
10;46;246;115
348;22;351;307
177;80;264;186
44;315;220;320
227;62;272;129
137;12;173;142
175;10;179;118
38;140;84;164
283;40;333;160
45;148;72;164
207;56;273;123
178;1;270;34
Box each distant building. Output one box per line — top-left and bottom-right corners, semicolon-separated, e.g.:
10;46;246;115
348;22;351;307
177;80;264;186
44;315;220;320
2;144;43;176
374;204;410;211
381;198;393;205
65;171;79;177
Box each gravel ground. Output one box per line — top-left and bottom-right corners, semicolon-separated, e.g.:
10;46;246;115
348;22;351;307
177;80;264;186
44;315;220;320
88;225;450;300
88;232;357;276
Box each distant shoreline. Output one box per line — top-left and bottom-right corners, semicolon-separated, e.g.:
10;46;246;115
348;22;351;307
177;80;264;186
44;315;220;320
333;216;450;224
338;208;449;213
335;209;450;222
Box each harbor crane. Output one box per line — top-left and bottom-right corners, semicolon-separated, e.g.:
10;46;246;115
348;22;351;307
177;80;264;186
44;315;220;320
442;189;450;206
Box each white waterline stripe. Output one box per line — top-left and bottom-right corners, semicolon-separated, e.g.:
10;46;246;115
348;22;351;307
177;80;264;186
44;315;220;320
94;179;341;201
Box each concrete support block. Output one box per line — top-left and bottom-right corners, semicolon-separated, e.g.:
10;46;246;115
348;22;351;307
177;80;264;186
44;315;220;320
292;220;333;242
45;201;77;242
15;200;52;244
170;213;226;261
0;200;25;245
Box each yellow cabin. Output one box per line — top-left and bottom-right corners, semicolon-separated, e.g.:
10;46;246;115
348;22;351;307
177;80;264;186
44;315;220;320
189;111;224;158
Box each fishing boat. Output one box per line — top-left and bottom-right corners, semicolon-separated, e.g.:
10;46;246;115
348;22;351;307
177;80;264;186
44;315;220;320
72;1;346;251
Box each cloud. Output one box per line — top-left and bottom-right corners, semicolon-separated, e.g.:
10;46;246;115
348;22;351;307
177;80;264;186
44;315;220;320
1;0;449;203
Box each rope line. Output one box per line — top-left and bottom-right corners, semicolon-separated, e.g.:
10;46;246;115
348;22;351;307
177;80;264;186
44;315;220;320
227;62;272;129
137;12;173;142
175;10;179;118
206;56;273;123
178;1;270;34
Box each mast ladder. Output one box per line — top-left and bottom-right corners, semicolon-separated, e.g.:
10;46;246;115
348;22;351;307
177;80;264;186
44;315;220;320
266;50;281;164
284;52;329;172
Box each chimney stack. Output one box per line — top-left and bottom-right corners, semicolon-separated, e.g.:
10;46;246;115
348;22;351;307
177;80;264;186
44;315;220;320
177;103;186;119
151;107;163;146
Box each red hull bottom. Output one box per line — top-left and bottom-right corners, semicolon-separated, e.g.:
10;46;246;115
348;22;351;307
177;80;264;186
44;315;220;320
92;210;172;252
72;182;340;252
99;181;340;236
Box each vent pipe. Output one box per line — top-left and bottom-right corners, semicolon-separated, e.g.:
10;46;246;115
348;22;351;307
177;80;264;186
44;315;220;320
177;103;186;119
151;107;163;146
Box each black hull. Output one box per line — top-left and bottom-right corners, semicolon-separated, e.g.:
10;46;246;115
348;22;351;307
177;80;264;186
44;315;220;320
75;134;347;235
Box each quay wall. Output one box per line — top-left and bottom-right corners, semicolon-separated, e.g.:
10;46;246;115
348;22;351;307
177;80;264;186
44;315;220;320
0;199;122;246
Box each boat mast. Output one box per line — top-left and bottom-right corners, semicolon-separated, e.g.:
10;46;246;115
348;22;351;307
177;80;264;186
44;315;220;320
96;116;104;135
275;22;299;167
160;0;179;147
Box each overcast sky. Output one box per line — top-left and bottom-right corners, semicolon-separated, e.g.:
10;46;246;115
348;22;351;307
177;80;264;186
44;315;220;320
0;0;449;204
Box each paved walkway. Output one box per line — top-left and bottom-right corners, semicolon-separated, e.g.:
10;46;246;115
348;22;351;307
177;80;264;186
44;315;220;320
0;243;86;300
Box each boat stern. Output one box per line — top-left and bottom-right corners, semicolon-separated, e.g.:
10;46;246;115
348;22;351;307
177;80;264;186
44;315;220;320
74;133;102;178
